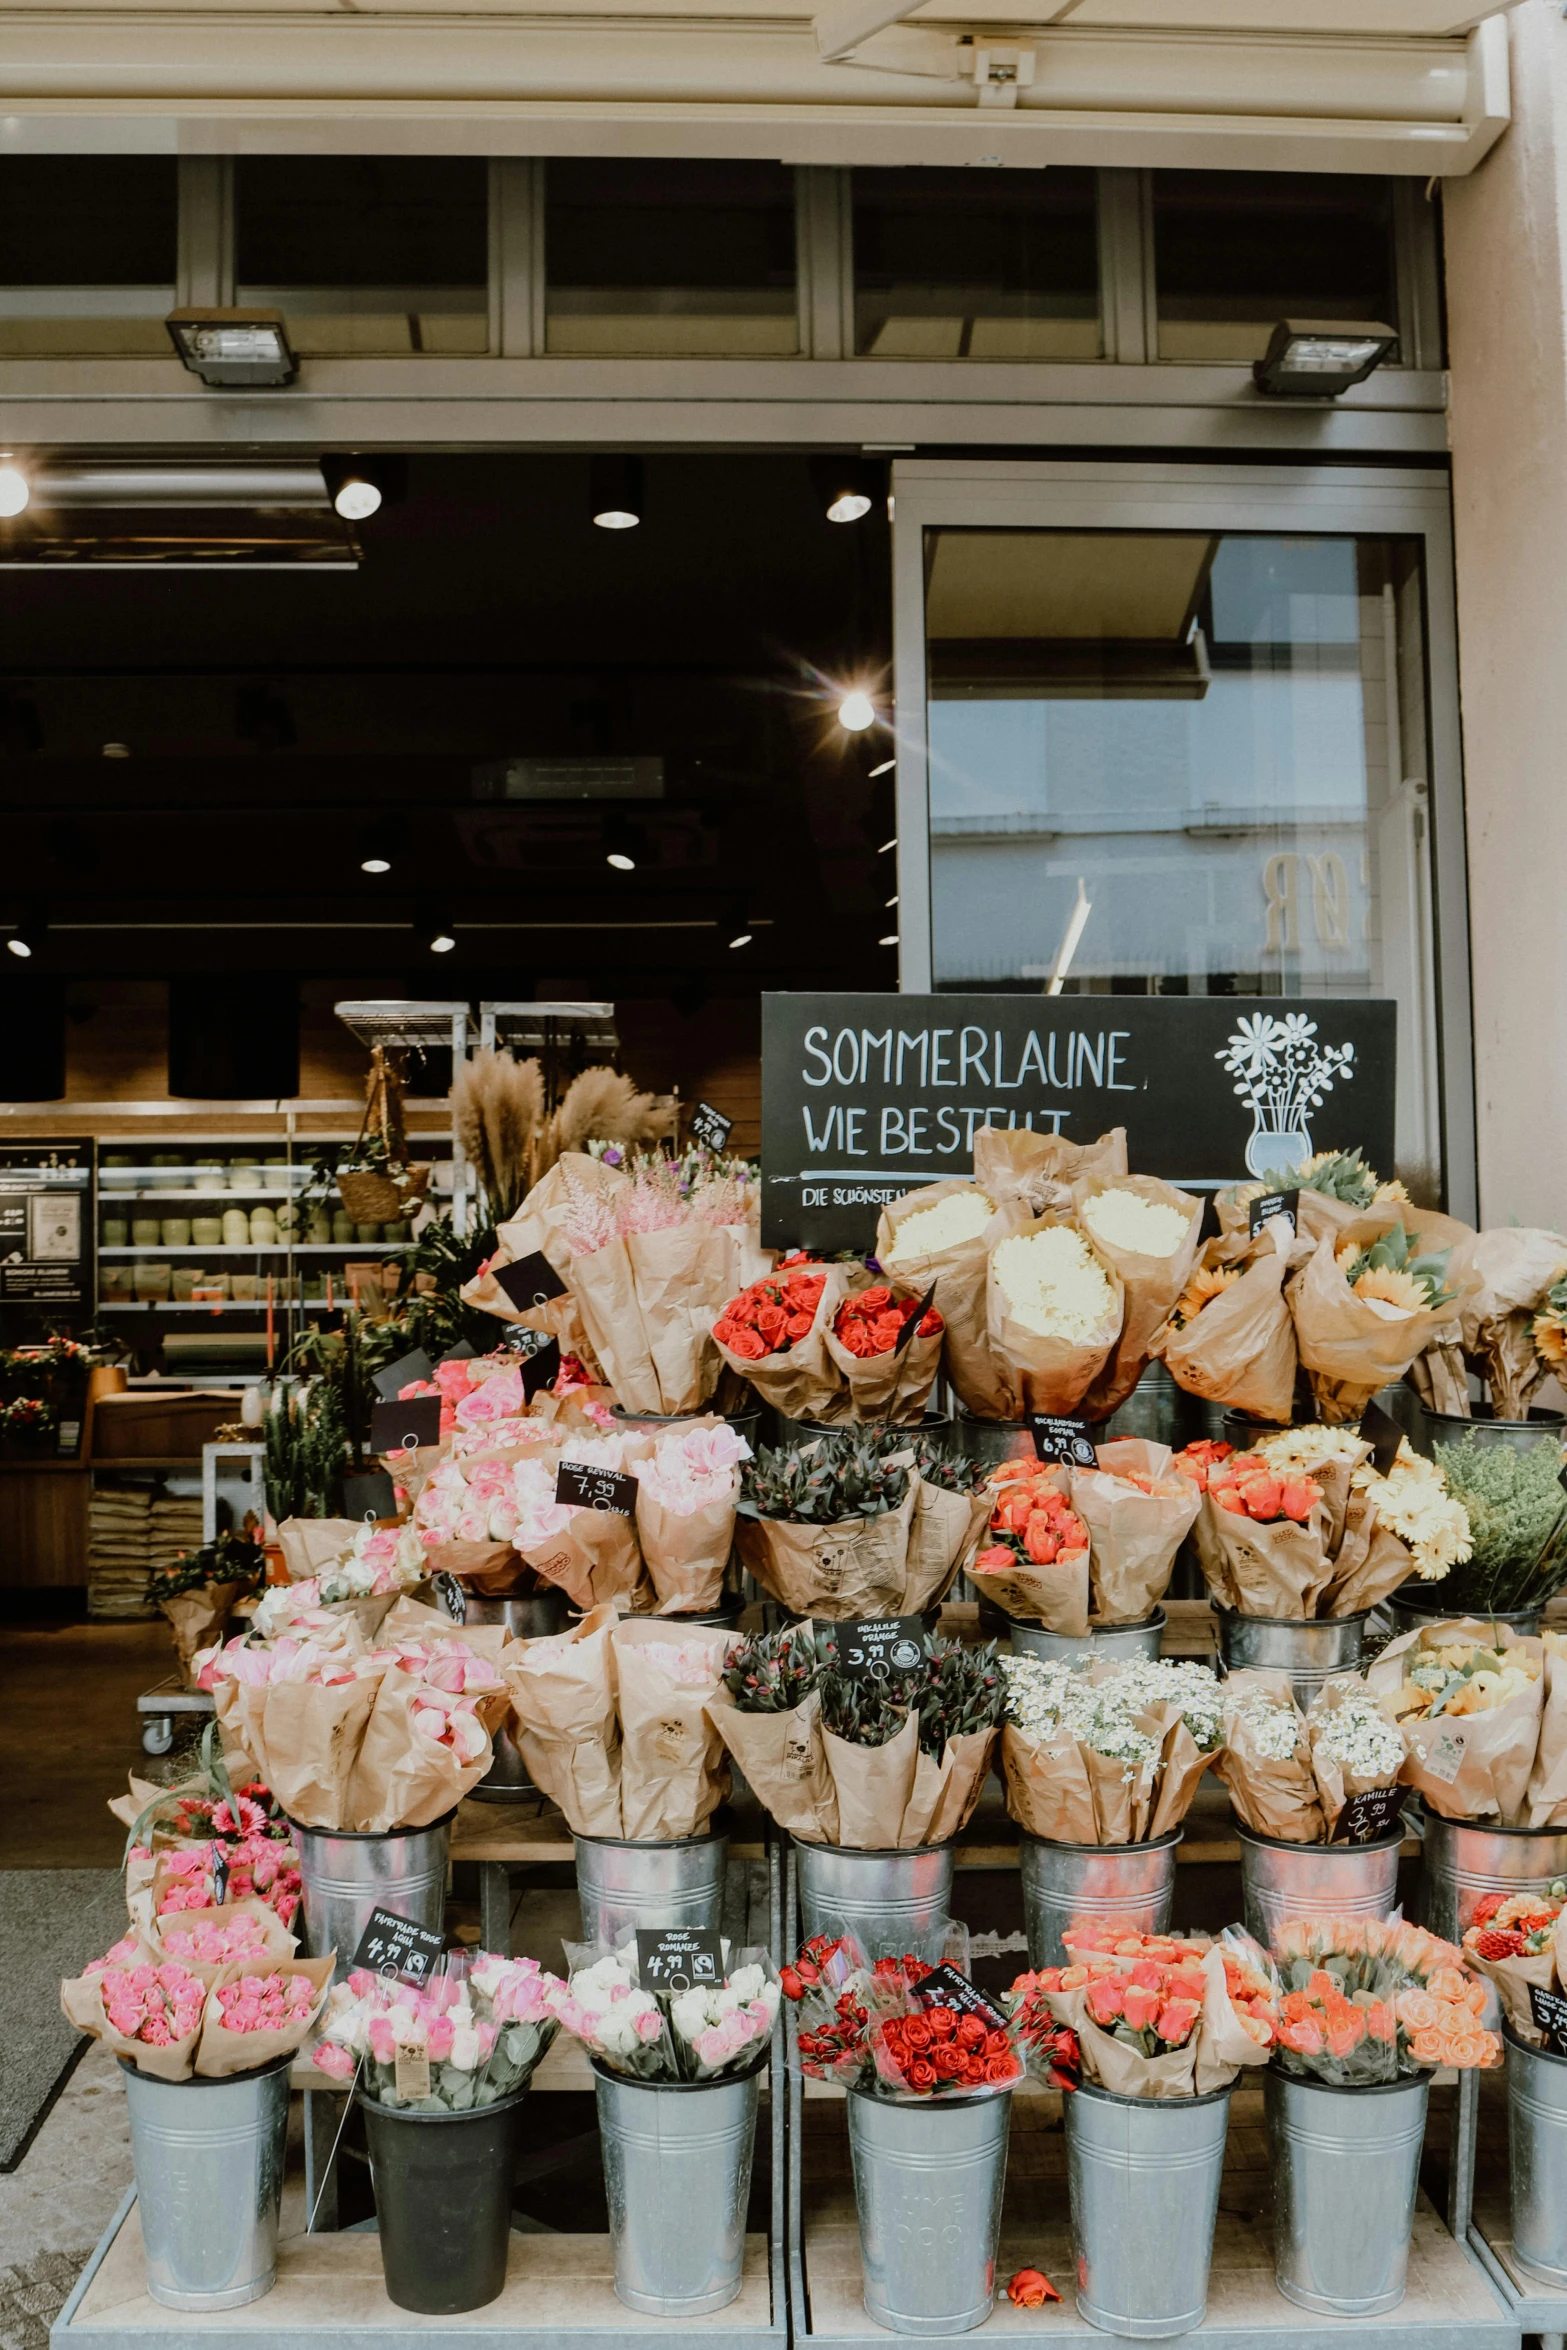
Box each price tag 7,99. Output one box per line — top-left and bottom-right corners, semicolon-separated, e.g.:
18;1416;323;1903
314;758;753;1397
555;1459;638;1516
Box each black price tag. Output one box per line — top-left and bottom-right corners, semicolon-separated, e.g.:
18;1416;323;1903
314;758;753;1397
1248;1188;1300;1241
209;1841;228;1907
892;1281;938;1357
352;1907;447;1982
689;1101;733;1153
834;1614;927;1680
555;1458;637;1516
1530;1983;1567;2058
438;1339;478;1364
1358;1398;1405;1477
370;1395;443;1456
1331;1786;1407;1845
1029;1414;1098;1470
373;1347;435;1402
493;1250;568;1311
340;1468;398;1521
518;1334;561;1399
636;1926;724;1991
917;1963;1010;2034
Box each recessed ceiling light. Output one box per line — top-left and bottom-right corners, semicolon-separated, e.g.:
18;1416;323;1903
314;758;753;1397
869;758;894;777
0;457;29;518
102;742;130;759
879;933;899;947
725;899;753;949
592;455;643;531
422;912;457;954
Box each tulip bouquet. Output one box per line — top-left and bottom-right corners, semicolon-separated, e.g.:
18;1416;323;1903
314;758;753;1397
1271;1916;1500;2081
999;1654;1224;1845
735;1427;987;1620
552;1944;781;2082
782;1930;1022;2102
1011;1925;1276;2098
313;1952;560;2108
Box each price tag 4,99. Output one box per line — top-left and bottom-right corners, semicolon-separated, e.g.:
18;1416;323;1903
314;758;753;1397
834;1614;926;1681
689;1101;734;1153
637;1927;724;1993
352;1907;446;1983
917;1963;1010;2034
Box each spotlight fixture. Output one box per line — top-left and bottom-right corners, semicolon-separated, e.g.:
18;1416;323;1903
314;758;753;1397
7;910;42;960
102;742;130;759
725;901;753;950
422;911;458;955
879;835;897;853
604;814;638;872
809;455;882;525
358;824;396;876
1253;319;1398;399
0;456;29;518
166;308;297;389
592;455;644;531
838;689;876;733
320;454;406;523
868;758;894;778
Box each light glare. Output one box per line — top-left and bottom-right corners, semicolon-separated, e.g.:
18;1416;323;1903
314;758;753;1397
838;690;875;732
0;462;29;518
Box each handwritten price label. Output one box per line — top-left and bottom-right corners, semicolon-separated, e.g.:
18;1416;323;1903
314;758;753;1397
833;1614;926;1681
1029;1414;1098;1470
637;1928;724;1990
918;1963;1010;2034
352;1907;446;1982
1248;1189;1299;1241
555;1459;637;1516
689;1101;734;1153
1331;1786;1407;1845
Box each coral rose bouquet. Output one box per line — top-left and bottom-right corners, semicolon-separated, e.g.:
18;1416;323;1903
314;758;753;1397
1288;1216;1465;1424
313;1952;560;2108
1271;1916;1500;2083
1247;1425;1470;1615
552;1943;781;2082
823;1283;945;1425
968;1460;1092;1636
631;1415;751;1614
1011;1924;1276;2099
999;1654;1224;1845
713;1260;847;1421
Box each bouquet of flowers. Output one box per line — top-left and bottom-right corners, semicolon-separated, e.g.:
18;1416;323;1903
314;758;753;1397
1460;1886;1567;2042
823;1284;945;1425
1218;1149;1408;1254
1254;1426;1472;1593
1214;1671;1408;1844
968;1459;1091;1633
1272;1916;1500;2082
63;1937;332;2082
1007;1925;1275;2099
1181;1425;1440;1621
505;1609;735;1840
999;1654;1223;1845
153;1906;294;1969
1427;1430;1565;1616
713;1260;846;1421
253;1519;429;1640
502;1431;652;1612
705;1622;1004;1851
313;1952;559;2107
1289;1218;1464;1424
552;1943;780;2081
783;1929;1023;2102
631;1415;751;1614
1150;1225;1297;1427
735;1427;986;1620
877;1181;1012;1419
1368;1617;1550;1825
113;1742;304;1931
1071;1178;1205;1417
987;1220;1125;1418
1450;1227;1567;1420
150;1529;266;1685
1069;1439;1202;1628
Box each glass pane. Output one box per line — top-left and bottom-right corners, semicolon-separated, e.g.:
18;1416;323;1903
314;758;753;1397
925;527;1441;1188
235;158;489;356
545;160;797;356
853;167;1099;360
1152;171;1397;364
0;157;177;356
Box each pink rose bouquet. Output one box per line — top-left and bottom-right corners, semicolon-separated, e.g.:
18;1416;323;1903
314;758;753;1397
312;1953;560;2109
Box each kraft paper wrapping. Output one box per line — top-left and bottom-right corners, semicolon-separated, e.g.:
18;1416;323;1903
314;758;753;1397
1408;1336;1471;1417
505;1606;623;1838
904;1481;991;1615
163;1585;247;1686
60;1975;204;2082
346;1665;510;1833
518;1495;648;1615
705;1685;839;1845
194;1955;335;2078
1527;1644;1567;1828
1145;1708;1215;1840
609;1618;734;1841
822;1306;944;1426
734;1484;916;1620
1193;1944;1272;2094
278;1518;367;1581
972;1125;1128;1218
1466;1928;1564;2045
1073;1440;1200;1625
145;1901;298;1982
1318;1494;1413;1619
875;1181;1019;1422
1000;1720;1100;1845
623;1222;734;1416
635;1484;737;1616
916;1726;1000;1846
1151;1233;1298;1426
568;1238;661;1415
986;1214;1125;1419
1073;1176;1204;1420
424;1539;530;1597
1289;1219;1471;1424
107;1774;168;1834
969;1544;1091;1638
1199;1493;1335;1619
1366;1618;1546;1823
212;1671;382;1832
822;1710;924;1850
1457;1227;1567;1420
1307;1678;1408;1838
1215;1183;1363;1255
1213;1669;1325;1843
713;1261;852;1422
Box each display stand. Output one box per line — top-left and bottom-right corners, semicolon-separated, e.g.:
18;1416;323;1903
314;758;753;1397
1466;2058;1567;2350
333;1001;471;1236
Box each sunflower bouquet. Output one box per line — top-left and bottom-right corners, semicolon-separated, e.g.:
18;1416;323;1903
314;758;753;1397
1150;1226;1298;1427
1288;1219;1463;1425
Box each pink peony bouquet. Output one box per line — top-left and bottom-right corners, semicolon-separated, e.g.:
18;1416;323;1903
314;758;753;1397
312;1952;560;2108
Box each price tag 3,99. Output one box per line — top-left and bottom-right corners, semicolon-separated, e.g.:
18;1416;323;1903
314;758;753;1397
1330;1786;1407;1846
833;1615;926;1681
1530;1983;1567;2058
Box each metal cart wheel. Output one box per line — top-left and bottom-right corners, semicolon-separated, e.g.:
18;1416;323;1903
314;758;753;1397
141;1715;173;1756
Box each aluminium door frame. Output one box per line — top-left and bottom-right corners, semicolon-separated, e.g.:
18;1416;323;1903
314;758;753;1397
889;457;1475;1221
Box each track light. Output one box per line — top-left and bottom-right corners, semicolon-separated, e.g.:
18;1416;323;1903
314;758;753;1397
725;901;753;950
592;455;643;531
869;758;894;778
358;824;395;876
7;910;42;959
605;814;638;872
879;835;897;853
422;911;457;955
809;456;882;526
320;454;405;523
838;690;876;733
879;934;899;948
0;457;30;518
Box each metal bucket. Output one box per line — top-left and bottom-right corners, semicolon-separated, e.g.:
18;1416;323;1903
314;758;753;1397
1419;1813;1567;1945
1421;1406;1565;1460
463;1589;571;1799
846;2084;1012;2336
121;2052;292;2311
1102;1365;1186;1450
292;1813;451;1978
1007;1609;1165;1668
614;1404;764;1453
574;1831;729;1948
653;1592;744;1630
1385;1591;1542;1641
1505;2025;1567;2286
1065;2076;1231;2339
953;1411;1032;1473
1266;2066;1428;2317
1018;1830;1181;1970
795;1840;955;1957
594;2055;763;2316
774;1409;952;1448
1235;1819;1403;1948
1212;1607;1367;1709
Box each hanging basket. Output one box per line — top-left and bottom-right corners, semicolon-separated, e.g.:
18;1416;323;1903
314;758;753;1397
336;1164;430;1225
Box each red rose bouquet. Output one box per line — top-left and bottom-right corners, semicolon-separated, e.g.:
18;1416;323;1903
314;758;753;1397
713;1263;848;1419
783;1930;1022;2102
824;1284;945;1425
968;1461;1091;1636
1460;1887;1567;2044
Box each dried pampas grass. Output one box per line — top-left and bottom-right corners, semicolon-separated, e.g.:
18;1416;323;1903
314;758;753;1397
451;1050;544;1224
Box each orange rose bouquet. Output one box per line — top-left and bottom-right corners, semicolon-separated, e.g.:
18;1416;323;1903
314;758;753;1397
712;1260;849;1420
968;1460;1091;1636
823;1285;945;1424
1014;1924;1276;2097
1271;1916;1500;2084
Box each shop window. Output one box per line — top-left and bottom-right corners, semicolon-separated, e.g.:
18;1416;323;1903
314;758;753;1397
925;528;1442;1186
0;157;177;357
1152;171;1397;364
235;157;489;356
852;167;1099;360
544;160;798;356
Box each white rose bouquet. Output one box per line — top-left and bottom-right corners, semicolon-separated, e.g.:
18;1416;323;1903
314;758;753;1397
552;1944;781;2081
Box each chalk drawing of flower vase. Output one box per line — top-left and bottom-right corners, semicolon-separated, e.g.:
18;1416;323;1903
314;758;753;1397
1213;1013;1356;1183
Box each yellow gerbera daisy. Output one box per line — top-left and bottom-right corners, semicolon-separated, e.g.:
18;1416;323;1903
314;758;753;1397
1535;1306;1567;1375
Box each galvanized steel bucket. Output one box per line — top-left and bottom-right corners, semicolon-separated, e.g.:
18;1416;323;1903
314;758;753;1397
463;1589;571;1798
953;1412;1033;1473
593;2054;763;2315
574;1831;729;1948
1505;2025;1567;2286
1065;2076;1231;2339
1420;1407;1565;1459
1235;1819;1403;1948
1266;2066;1428;2316
1385;1593;1542;1641
120;2053;292;2311
1212;1606;1367;1709
794;1839;955;1957
1018;1830;1181;1970
1007;1609;1164;1668
292;1813;452;1978
847;2085;1012;2336
1418;1813;1567;1946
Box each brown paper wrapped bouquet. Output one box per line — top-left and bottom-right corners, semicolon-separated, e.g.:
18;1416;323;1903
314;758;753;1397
734;1427;985;1622
1289;1217;1465;1424
1149;1225;1298;1427
998;1652;1224;1845
1366;1616;1551;1825
986;1216;1125;1419
1214;1669;1408;1843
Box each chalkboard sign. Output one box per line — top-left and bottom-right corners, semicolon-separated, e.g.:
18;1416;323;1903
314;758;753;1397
370;1395;442;1455
373;1347;435;1402
637;1927;724;1991
760;994;1396;1252
690;1101;734;1153
493;1250;568;1311
1359;1398;1405;1478
0;1140;94;1328
834;1615;926;1679
1248;1189;1299;1241
555;1459;637;1516
353;1907;446;1981
1030;1414;1098;1470
520;1335;561;1400
1331;1787;1407;1846
917;1963;1010;2034
1529;1984;1567;2058
340;1468;398;1521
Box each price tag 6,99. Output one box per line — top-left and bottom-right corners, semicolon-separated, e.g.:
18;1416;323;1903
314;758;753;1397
637;1927;724;1992
834;1614;926;1681
555;1458;638;1516
1029;1414;1098;1470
